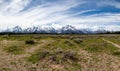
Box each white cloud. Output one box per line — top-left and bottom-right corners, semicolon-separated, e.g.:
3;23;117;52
0;0;86;29
0;0;119;31
3;0;32;14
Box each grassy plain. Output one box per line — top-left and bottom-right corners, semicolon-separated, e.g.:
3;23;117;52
0;34;120;71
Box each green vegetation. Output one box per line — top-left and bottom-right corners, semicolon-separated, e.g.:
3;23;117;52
28;50;50;63
4;45;23;54
27;49;79;64
105;36;120;45
0;68;10;71
73;38;83;44
112;51;120;56
85;45;102;52
0;34;120;71
25;40;35;45
84;42;118;53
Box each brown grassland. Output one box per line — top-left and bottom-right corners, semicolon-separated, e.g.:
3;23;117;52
0;34;120;71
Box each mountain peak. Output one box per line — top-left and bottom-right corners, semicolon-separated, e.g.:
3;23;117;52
0;25;115;34
62;25;76;31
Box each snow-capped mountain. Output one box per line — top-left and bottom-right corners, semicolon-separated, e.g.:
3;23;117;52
43;27;56;33
0;25;117;34
61;25;77;34
24;26;38;33
60;25;84;34
12;26;23;33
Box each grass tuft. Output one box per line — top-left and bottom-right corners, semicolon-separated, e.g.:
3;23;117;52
27;48;79;64
64;40;74;46
27;50;50;63
112;51;120;56
4;45;23;54
85;46;101;52
73;39;83;44
25;40;35;45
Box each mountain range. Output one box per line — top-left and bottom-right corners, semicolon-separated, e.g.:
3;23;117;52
0;25;119;34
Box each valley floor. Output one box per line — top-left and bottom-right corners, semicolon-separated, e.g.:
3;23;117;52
0;34;120;71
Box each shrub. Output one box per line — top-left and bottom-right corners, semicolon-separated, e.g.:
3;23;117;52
64;40;74;46
0;68;10;71
63;50;78;61
112;51;120;56
28;49;79;64
25;40;35;44
50;50;78;64
28;50;50;63
54;48;63;54
37;50;50;59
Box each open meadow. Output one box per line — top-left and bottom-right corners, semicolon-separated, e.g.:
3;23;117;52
0;34;120;71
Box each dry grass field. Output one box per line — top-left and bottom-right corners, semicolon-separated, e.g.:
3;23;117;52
0;34;120;71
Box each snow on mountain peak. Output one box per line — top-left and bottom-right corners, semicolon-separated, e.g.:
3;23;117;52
0;25;119;34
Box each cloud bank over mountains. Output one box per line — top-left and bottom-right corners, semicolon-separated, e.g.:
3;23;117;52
0;0;120;32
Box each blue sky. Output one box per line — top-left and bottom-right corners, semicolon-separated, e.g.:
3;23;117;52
0;0;120;31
